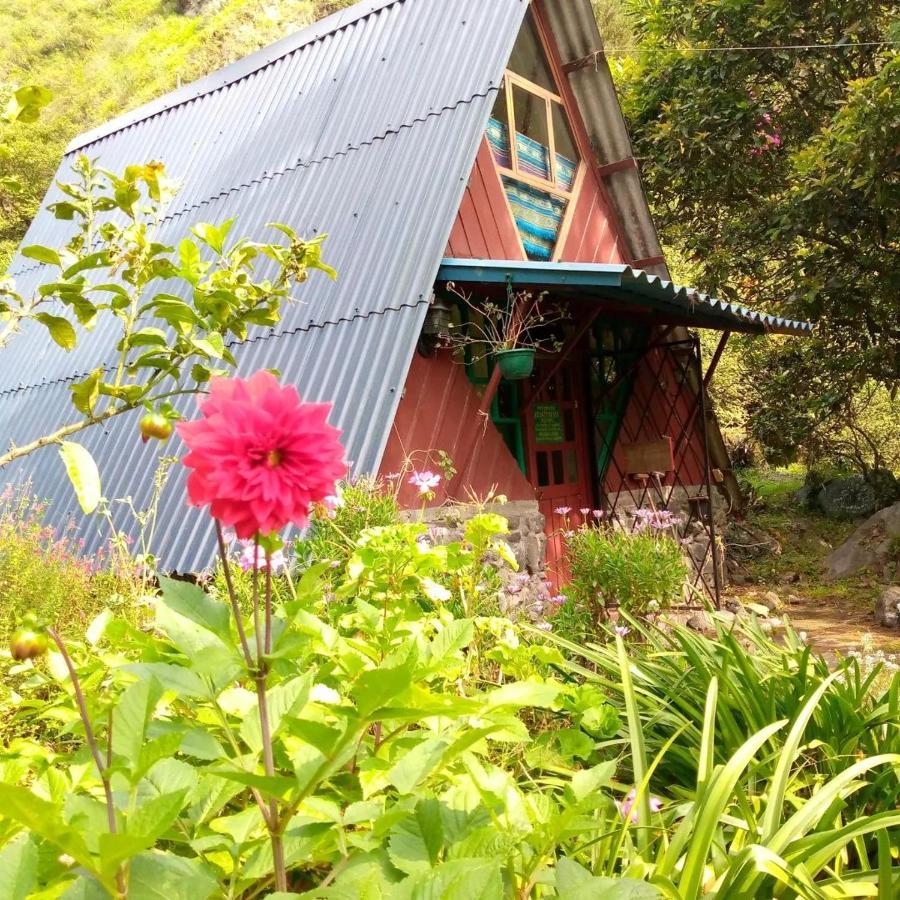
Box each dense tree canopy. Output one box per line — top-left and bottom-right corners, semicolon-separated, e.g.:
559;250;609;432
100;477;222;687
619;0;898;463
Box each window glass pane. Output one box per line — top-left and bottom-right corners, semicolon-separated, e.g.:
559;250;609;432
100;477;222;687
537;451;550;487
552;450;564;484
496;381;518;419
512;85;551;181
508;16;556;92
567;448;578;483
563;408;575;442
551;102;579;190
488;86;511;169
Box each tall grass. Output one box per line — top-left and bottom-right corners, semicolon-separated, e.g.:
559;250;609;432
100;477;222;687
539;616;900;896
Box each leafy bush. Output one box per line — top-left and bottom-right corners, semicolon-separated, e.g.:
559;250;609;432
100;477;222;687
0;485;138;641
299;476;400;570
567;520;688;619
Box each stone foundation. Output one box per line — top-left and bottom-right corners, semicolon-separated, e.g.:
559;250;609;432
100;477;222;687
400;500;546;573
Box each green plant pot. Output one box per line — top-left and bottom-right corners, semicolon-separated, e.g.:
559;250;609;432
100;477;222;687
495;348;535;380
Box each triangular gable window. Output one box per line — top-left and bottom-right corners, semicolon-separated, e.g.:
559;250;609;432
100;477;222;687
488;14;581;261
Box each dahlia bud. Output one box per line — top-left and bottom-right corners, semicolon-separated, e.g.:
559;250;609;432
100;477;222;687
139;411;173;444
9;627;49;661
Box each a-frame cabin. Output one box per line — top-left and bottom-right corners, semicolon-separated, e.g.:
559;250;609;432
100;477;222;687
0;0;810;589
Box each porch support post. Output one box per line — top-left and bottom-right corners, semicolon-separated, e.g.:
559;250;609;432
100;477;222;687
704;330;731;388
694;335;723;607
520;306;601;413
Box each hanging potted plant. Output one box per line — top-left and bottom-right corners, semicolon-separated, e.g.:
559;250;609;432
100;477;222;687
443;283;568;380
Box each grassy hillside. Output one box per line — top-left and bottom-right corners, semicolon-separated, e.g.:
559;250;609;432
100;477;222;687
0;0;355;266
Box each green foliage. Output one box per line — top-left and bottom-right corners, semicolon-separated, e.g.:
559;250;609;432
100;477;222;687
619;0;898;465
0;156;334;482
0;485;139;642
1;507;899;895
0;0;357;267
544;615;900;896
300;477;401;570
566;524;688;619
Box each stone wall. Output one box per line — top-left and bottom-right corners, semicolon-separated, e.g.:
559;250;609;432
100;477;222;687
401;500;547;573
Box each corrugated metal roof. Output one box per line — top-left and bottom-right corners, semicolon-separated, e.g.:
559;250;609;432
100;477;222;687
438;259;814;336
0;0;529;571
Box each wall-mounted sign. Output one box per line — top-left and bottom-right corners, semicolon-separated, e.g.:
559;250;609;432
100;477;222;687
534;403;565;444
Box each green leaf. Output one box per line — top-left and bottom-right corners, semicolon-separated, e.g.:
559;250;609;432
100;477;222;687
483;678;560;710
70;369;102;416
21;245;61;267
112;677;164;770
404;858;503;899
0;783;96;878
124;663;209;699
571;760;617;802
239;672;313;753
59;442;101;514
126;327;168;348
128;790;188;843
62;250;111;279
191;220;234;255
36;313;76;350
351;657;416;717
388;738;449;795
0;833;37;900
387;800;445;875
127;852;217;900
158;576;231;641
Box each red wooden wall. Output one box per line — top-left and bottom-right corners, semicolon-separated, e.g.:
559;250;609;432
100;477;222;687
446;140;525;260
379;351;535;508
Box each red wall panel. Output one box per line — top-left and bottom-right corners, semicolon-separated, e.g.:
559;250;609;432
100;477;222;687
379;350;535;507
446;140;525;261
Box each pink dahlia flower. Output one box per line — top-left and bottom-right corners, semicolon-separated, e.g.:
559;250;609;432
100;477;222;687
179;371;346;539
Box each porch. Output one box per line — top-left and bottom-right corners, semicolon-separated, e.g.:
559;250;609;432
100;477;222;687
425;259;812;602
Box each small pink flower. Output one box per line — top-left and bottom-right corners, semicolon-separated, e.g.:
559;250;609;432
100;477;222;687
619;789;662;823
238;543;288;573
614;625;630;637
178;371;346;539
579;507;591;516
592;509;604;519
409;471;441;496
554;506;572;516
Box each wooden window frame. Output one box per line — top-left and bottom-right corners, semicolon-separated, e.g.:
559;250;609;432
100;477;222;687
495;69;580;202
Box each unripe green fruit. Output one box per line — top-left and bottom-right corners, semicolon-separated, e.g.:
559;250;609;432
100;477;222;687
9;628;49;661
139;412;173;443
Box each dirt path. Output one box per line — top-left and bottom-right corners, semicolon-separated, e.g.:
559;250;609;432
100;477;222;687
784;598;900;656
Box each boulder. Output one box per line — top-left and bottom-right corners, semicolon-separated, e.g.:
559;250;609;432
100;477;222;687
761;591;783;612
825;501;900;579
874;586;900;629
819;476;878;520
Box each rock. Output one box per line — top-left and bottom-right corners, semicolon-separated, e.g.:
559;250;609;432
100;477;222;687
866;468;900;508
724;597;744;615
819;476;878;520
874;586;900;629
795;485;820;510
686;612;715;635
825;501;900;579
787;594;805;606
761;591;782;612
778;571;800;585
745;602;772;617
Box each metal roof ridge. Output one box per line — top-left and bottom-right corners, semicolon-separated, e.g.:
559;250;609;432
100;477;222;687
65;0;406;154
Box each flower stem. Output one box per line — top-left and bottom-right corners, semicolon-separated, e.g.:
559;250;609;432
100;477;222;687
48;628;127;899
215;522;254;667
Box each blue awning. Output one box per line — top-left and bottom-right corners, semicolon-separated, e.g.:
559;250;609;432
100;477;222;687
437;259;813;336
